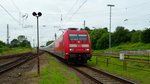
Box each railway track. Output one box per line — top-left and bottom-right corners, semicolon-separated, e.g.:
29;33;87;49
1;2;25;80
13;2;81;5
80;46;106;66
0;52;44;75
47;51;136;84
71;65;136;84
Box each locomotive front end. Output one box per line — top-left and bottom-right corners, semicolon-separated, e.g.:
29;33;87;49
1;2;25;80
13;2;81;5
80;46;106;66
67;30;92;64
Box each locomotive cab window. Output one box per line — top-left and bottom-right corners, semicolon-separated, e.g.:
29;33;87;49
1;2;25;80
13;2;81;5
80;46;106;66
69;34;78;40
69;34;88;40
78;34;87;40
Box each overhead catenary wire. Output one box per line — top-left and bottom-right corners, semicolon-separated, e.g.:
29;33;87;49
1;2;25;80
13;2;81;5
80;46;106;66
63;0;79;21
65;1;150;15
62;0;87;28
58;0;79;30
0;3;19;24
10;0;24;26
67;0;87;21
10;0;21;12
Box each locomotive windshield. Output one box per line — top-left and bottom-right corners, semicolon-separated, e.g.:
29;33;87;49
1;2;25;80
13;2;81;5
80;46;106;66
69;34;87;40
78;34;87;40
69;34;78;40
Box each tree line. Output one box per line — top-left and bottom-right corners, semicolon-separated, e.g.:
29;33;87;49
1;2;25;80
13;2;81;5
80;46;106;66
0;35;31;53
83;26;150;50
45;26;150;50
2;26;148;51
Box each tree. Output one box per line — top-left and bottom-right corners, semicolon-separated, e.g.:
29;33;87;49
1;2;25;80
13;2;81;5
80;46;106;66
112;26;131;46
96;33;109;49
20;40;31;47
0;41;7;53
84;27;90;31
0;40;6;48
10;35;31;48
10;39;20;47
81;26;92;34
80;27;90;30
131;30;141;43
90;28;108;49
141;28;150;43
46;40;53;46
17;35;27;42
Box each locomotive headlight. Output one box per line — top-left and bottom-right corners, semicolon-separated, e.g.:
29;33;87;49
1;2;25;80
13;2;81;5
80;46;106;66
86;49;90;51
66;53;69;55
70;48;74;51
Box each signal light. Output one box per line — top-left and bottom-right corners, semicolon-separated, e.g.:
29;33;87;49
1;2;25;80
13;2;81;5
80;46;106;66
38;12;42;16
32;12;37;16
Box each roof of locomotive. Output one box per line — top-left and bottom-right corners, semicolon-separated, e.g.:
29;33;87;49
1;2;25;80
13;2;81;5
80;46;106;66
64;28;88;34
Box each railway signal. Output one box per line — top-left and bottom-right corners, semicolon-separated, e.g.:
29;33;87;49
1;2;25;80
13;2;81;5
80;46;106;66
32;12;42;75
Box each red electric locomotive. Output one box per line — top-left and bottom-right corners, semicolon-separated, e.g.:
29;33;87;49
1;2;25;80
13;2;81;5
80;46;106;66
46;28;92;64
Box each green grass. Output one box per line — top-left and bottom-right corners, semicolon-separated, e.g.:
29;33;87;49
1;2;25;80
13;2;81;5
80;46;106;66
106;42;150;51
88;56;150;84
91;42;150;84
39;54;80;84
0;47;32;56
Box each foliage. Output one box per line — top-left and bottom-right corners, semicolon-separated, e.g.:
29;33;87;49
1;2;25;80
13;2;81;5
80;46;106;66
106;42;150;51
141;28;150;43
0;35;31;54
10;39;20;47
90;28;108;49
10;35;31;48
80;26;92;34
131;30;142;43
96;33;109;49
0;40;6;48
112;26;131;46
79;26;150;50
0;40;9;53
20;40;31;47
17;35;27;42
86;26;150;50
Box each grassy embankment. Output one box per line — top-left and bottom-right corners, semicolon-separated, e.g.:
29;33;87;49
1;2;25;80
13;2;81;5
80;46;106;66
88;42;150;84
0;47;33;56
107;42;150;51
39;54;80;84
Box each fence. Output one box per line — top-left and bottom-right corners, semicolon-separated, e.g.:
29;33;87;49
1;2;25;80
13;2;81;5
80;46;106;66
93;51;150;72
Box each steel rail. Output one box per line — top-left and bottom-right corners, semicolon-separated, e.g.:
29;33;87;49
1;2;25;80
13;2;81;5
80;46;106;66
84;65;136;84
0;52;44;75
45;51;136;84
71;66;103;84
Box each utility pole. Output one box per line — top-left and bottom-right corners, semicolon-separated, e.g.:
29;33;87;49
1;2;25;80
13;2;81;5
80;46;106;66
83;20;85;29
107;4;115;49
7;24;9;45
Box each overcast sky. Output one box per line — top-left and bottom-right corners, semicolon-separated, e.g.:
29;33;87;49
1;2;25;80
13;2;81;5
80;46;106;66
0;0;150;46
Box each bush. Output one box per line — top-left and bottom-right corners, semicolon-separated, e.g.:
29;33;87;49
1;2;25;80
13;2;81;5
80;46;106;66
141;28;150;43
96;33;109;49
